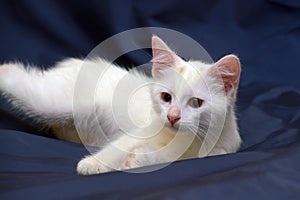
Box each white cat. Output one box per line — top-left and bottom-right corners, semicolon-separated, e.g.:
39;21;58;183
0;36;241;175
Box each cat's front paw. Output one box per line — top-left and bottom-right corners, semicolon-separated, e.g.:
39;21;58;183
77;156;113;175
119;151;144;170
119;147;158;170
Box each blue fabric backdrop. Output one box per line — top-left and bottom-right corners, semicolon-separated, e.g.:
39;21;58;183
0;0;300;199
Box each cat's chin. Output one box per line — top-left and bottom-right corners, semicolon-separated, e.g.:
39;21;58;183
164;123;188;134
165;125;179;132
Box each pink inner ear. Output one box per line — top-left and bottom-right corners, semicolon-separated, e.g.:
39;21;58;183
152;35;176;65
152;48;175;65
213;55;241;95
151;36;182;78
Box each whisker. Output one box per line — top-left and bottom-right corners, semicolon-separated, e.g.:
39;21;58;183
187;124;208;138
187;127;204;142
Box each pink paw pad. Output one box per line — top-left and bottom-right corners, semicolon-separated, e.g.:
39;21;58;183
124;160;131;168
129;153;135;158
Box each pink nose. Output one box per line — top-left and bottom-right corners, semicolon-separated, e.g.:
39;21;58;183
167;115;181;126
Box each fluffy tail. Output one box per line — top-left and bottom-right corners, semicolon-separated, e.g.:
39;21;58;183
0;58;84;124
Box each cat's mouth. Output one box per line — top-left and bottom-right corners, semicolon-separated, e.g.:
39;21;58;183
165;122;194;135
165;122;180;131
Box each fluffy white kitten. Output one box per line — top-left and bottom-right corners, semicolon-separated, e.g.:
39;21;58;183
0;36;241;175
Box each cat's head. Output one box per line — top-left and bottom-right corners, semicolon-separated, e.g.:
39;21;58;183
150;36;241;135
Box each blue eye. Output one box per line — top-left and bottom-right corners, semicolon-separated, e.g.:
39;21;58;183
161;92;172;103
188;98;204;108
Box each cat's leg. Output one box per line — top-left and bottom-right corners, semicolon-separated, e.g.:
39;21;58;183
77;145;158;175
207;148;227;156
119;146;156;170
77;133;151;175
76;128;173;175
77;129;196;175
204;138;239;157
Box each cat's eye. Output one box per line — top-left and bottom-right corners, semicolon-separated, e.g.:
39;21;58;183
188;98;204;108
161;92;172;103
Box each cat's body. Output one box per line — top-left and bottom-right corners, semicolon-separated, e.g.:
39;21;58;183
0;36;242;175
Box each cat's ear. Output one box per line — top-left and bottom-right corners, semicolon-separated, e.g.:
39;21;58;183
210;55;241;96
151;35;183;78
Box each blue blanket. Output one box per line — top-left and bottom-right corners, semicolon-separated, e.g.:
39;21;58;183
1;1;300;199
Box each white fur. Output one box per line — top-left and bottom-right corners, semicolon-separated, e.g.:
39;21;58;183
0;36;242;175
